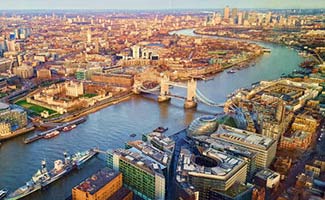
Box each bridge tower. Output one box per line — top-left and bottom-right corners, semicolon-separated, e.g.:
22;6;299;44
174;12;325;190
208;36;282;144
158;75;171;102
184;78;197;109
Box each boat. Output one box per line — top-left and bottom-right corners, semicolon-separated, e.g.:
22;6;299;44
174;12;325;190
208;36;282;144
6;160;50;200
227;70;236;74
7;149;97;200
129;133;137;137
263;48;271;53
153;127;168;133
71;148;98;167
41;153;74;187
62;124;77;132
0;189;8;199
44;131;60;139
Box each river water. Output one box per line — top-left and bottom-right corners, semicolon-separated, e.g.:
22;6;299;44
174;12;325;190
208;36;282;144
0;29;304;200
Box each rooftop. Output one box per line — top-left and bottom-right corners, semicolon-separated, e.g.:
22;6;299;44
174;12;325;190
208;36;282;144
146;131;175;152
193;135;256;159
113;147;166;175
74;168;120;195
127;140;172;166
211;125;275;149
176;147;246;183
255;168;280;181
210;182;254;198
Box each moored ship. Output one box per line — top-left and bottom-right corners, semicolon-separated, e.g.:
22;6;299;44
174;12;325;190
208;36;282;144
6;148;98;200
6;160;50;200
71;148;98;167
44;131;60;139
62;124;77;132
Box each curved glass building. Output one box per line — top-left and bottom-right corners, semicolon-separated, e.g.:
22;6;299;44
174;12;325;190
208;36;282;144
187;115;218;137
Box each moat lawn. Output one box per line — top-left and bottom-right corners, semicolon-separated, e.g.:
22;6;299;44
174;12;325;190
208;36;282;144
16;99;57;115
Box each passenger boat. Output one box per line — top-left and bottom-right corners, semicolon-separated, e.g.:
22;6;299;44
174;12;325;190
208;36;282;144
44;131;60;139
62;124;77;132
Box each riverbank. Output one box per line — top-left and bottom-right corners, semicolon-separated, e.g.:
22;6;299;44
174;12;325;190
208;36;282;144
43;91;134;124
169;29;264;74
193;28;314;55
0;28;304;200
0;126;35;141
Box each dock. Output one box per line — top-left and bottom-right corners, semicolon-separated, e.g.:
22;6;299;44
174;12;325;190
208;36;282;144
24;116;87;144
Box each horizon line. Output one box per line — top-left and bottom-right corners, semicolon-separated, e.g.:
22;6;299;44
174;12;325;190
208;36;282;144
1;7;325;11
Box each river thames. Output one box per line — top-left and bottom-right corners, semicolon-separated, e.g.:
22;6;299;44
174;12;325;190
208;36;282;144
0;29;304;200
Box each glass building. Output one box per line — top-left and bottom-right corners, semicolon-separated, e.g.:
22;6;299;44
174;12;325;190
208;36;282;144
187;115;218;137
107;148;166;200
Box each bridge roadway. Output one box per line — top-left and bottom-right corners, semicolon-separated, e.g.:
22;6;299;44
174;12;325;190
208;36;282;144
24;116;87;144
139;86;225;107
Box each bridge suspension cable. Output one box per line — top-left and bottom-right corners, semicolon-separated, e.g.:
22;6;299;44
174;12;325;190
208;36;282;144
195;89;224;107
138;85;161;93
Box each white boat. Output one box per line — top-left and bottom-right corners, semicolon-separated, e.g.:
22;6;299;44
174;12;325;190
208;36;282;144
0;189;8;199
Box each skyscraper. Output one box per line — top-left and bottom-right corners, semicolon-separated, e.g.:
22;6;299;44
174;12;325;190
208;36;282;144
232;8;238;19
266;11;272;24
87;29;92;44
131;45;141;59
224;6;230;19
238;12;243;25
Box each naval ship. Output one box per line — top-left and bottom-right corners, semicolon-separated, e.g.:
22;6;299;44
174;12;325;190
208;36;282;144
6;148;98;200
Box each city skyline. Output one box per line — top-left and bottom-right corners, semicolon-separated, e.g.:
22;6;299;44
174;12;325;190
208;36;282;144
0;2;324;200
1;0;325;10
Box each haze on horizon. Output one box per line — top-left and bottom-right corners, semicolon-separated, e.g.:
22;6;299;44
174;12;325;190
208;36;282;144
0;0;324;10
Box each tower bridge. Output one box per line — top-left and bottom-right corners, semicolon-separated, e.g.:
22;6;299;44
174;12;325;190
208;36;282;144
137;76;224;109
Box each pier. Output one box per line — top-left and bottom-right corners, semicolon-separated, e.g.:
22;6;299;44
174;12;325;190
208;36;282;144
93;149;107;154
24;116;87;144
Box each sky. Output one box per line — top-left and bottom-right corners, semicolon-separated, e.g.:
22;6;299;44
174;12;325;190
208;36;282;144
0;0;324;10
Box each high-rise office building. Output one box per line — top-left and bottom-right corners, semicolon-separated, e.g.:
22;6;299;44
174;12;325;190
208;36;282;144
107;148;166;200
266;12;272;24
87;29;92;44
238;12;243;25
6;40;16;52
176;147;249;200
224;6;230;19
232;8;238;19
210;125;277;169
